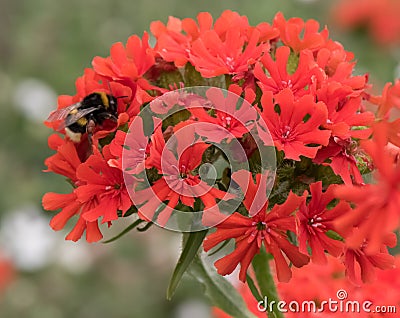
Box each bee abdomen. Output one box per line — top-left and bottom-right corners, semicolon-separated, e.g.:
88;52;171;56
65;127;82;142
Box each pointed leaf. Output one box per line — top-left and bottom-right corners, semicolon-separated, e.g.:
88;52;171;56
246;274;263;303
166;230;207;300
252;249;284;318
189;253;257;318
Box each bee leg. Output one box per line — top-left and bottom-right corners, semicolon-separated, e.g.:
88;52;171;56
86;118;96;152
87;118;96;135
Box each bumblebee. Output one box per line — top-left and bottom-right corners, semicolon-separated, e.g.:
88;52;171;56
47;92;118;142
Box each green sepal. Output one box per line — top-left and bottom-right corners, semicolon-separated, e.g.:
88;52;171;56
287;51;299;75
325;230;344;241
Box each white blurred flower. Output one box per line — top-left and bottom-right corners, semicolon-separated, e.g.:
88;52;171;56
13;78;57;122
0;204;94;273
0;205;57;271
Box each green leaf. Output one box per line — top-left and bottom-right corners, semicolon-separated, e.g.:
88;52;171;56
246;274;263;303
189;253;257;318
166;230;207;300
252;249;283;318
102;219;144;243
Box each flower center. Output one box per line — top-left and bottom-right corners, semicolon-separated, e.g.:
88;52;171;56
226;57;235;70
220;115;232;129
246;221;271;247
254;221;267;231
281;125;292;139
281;80;293;89
308;215;326;233
105;184;121;191
308;217;323;227
179;164;187;178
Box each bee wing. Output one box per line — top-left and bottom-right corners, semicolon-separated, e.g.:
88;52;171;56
61;107;99;129
46;103;81;122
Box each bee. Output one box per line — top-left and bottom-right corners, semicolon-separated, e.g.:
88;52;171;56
47;92;119;143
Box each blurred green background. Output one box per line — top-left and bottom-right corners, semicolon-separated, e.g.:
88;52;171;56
0;0;398;317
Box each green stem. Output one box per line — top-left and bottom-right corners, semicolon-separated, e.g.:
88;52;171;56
252;249;284;318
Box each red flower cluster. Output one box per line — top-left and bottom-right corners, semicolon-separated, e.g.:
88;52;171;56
42;10;399;304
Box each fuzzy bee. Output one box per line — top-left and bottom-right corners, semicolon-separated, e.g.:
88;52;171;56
47;92;119;143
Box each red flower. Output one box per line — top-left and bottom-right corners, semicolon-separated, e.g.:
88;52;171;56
108;117;152;175
343;231;396;284
44;134;82;182
42;134;106;242
254;46;317;97
335;122;400;253
189;28;269;78
297;182;349;264
43;143;132;241
317;85;374;139
92;32;156;114
204;170;309;282
273;12;328;52
42;192;103;243
76;148;132;223
189;85;257;143
369;80;400;119
151;12;214;67
254;21;280;43
212;10;250;38
313;137;365;185
314;42;368;92
257;89;331;160
151;16;192;68
132;128;232;226
146;123;172;173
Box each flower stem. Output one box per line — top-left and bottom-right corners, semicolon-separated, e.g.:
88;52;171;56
252;249;284;318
